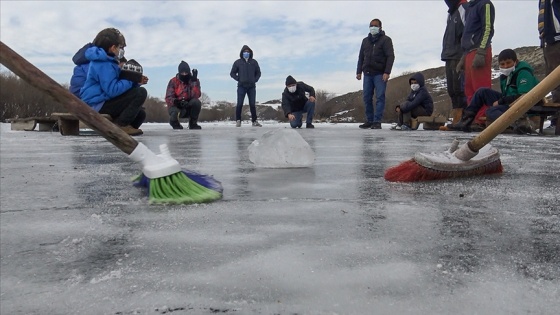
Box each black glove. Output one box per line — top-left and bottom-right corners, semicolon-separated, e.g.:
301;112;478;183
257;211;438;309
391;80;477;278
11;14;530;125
191;69;198;81
173;99;181;107
179;100;189;108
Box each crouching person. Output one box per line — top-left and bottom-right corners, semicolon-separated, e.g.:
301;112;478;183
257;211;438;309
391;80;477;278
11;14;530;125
392;72;433;130
165;61;202;130
450;49;539;132
282;75;316;129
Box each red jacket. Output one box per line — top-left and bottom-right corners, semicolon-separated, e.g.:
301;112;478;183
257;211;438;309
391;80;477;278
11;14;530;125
165;75;201;108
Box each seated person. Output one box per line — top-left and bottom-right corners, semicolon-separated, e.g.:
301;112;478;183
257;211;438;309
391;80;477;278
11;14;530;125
165;61;202;130
281;75;316;128
392;72;433;130
80;28;148;136
450;49;539;132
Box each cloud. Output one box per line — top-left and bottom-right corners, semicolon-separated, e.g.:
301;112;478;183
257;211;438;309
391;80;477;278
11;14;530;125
0;1;540;103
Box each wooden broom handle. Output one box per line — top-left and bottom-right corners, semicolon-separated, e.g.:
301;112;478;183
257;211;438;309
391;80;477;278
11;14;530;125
469;65;560;151
0;41;138;155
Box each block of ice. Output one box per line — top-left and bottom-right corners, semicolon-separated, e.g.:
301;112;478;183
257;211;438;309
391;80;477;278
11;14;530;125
248;129;315;168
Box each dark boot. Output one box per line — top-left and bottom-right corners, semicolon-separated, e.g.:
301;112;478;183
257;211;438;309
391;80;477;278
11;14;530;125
170;120;183;129
189;118;202;130
448;111;475;132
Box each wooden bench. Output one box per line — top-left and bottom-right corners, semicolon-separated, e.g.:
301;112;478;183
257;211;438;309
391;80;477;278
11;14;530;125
527;102;560;135
411;115;448;130
10;113;112;136
10;116;58;132
50;113;112;136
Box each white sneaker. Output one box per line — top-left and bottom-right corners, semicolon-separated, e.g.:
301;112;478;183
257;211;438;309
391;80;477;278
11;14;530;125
236;120;241;127
252;121;262;127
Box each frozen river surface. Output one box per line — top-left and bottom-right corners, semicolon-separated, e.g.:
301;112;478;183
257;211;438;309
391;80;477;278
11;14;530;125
1;122;559;314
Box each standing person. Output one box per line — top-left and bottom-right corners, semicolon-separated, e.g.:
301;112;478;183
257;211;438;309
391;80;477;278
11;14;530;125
539;0;560;129
441;0;468;125
165;61;202;130
391;72;433;131
456;0;495;125
356;18;395;129
230;45;262;127
80;28;148;136
281;75;316;129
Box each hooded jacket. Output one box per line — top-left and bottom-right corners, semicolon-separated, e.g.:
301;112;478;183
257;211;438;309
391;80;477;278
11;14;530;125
497;61;539;105
230;45;261;88
441;0;468;60
79;46;134;111
461;0;495;52
357;30;395;75
400;72;434;115
281;81;316;117
69;43;93;97
539;0;560;45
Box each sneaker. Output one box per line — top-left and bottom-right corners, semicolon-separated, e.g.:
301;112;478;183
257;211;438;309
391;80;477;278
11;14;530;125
236;120;241;127
371;122;382;129
391;125;402;130
120;125;143;136
306;123;315;129
252;121;262;127
170;121;183;129
400;124;412;131
359;122;374;129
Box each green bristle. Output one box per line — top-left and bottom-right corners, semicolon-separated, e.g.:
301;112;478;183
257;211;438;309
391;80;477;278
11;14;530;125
148;172;222;204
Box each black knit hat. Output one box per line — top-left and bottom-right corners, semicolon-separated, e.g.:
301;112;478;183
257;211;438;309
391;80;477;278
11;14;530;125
178;61;190;74
285;75;297;86
119;59;143;83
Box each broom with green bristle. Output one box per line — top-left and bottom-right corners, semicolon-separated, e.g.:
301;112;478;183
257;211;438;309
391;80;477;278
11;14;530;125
0;41;222;204
384;65;560;182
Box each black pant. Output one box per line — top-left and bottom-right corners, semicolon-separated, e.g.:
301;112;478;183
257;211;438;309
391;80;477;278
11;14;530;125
100;86;147;128
398;106;428;126
445;59;467;109
168;98;202;122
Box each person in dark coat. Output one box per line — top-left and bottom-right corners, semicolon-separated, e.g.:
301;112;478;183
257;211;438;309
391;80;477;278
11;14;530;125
281;75;316;129
230;45;262;127
441;0;468;125
356;18;395;130
392;72;433;130
539;0;560;129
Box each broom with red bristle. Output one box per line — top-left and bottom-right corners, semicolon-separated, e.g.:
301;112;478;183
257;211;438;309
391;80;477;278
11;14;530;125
385;65;560;182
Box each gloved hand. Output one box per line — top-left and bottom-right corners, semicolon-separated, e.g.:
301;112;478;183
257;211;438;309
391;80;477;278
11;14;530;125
173;99;181;107
472;48;486;69
191;69;198;81
456;54;466;73
179;100;189;108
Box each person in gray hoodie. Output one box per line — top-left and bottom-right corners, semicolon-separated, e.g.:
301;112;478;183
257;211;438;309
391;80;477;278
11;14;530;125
230;45;262;127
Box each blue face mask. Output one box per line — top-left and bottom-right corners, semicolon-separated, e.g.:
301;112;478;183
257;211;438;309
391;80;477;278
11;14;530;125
369;26;380;36
243;52;250;59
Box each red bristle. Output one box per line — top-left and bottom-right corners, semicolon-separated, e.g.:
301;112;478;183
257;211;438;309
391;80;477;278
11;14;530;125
384;158;503;182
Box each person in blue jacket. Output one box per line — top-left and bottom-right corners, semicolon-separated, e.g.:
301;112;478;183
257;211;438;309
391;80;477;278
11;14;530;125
80;28;147;136
70;30;126;98
392;72;434;130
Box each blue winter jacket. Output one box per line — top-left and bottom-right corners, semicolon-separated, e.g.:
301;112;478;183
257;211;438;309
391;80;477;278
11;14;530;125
80;46;133;111
69;43;92;98
461;0;494;52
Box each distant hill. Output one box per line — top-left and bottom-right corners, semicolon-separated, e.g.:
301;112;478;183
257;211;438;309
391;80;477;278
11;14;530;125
323;46;546;123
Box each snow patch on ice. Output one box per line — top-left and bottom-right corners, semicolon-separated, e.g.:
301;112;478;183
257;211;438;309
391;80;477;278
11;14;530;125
248;129;315;168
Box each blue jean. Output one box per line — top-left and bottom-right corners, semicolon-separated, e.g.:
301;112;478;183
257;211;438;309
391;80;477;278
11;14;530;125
236;86;257;121
362;74;387;123
465;87;501;114
289;101;315;128
485;104;509;122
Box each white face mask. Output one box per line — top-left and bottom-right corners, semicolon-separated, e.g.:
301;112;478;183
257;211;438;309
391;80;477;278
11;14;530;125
117;48;125;60
369;26;380;36
499;66;515;76
287;85;297;93
410;83;420;91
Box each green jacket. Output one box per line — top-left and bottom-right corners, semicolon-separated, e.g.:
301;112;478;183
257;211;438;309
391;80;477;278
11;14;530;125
498;61;539;105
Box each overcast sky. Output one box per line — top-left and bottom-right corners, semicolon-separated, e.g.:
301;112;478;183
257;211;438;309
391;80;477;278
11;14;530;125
0;1;539;104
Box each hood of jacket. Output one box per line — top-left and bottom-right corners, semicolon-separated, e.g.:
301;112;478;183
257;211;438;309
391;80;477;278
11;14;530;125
239;45;253;59
409;72;426;87
512;60;534;76
445;0;467;13
85;46;117;63
72;43;94;66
